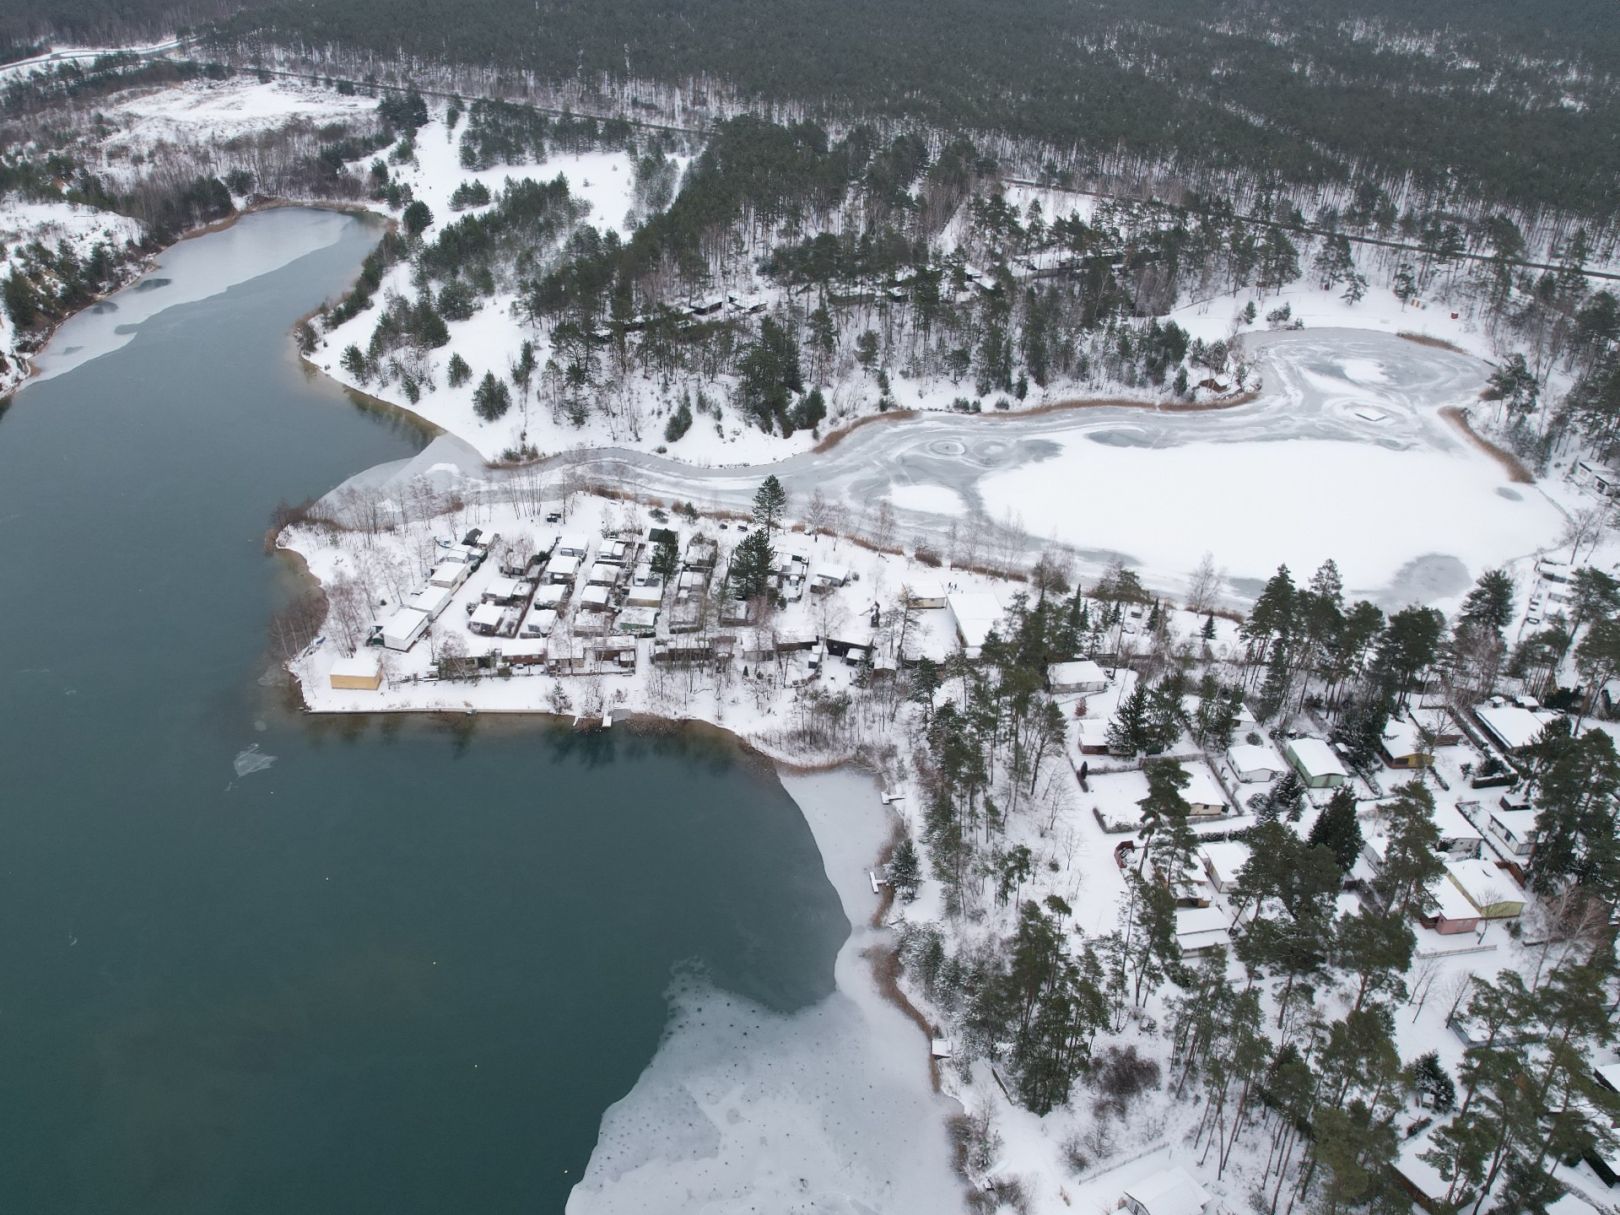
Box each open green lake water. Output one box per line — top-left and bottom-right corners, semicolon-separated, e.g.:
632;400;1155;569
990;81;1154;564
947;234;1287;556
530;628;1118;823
0;211;845;1212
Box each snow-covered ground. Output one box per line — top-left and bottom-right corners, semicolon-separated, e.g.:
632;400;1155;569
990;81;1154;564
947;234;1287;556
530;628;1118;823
1173;273;1493;363
104;77;380;163
310;112;712;461
383;113;654;241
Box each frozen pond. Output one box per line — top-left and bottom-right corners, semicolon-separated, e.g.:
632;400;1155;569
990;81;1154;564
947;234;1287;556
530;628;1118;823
404;328;1564;606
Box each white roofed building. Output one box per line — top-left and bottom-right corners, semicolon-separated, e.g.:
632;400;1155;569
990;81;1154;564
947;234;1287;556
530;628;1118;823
946;591;1004;659
468;602;505;635
329;653;383;690
1446;858;1525;919
520;609;557;638
1285;737;1349;788
1180;763;1228;816
624;581;663;608
1200;840;1251;893
1474;702;1561;753
1381;716;1434;768
1122;1167;1211;1215
904;580;947;609
1049;659;1108;694
378;607;430;652
428;561;469;589
1486;799;1539;858
1227;742;1285;784
1421;874;1484;935
405;583;454;620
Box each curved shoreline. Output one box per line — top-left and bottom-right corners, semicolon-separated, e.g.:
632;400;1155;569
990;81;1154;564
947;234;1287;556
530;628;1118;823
808;386;1261;454
3;195;396;399
1440;404;1534;484
275;531;957;1201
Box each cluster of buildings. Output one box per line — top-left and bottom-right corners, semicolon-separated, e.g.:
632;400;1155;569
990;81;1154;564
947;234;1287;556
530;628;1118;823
322;510;1016;693
1045;650;1581;963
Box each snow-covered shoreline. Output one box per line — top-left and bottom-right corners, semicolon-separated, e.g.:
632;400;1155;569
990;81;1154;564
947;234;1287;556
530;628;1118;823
567;765;965;1211
2;196;397;396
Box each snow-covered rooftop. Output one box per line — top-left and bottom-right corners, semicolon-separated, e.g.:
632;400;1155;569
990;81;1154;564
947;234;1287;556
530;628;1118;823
1381;716;1430;760
406;584;454;616
1285;737;1347;779
485;577;525;601
1049;659;1107;688
1200;841;1250;888
1446;858;1521;912
1474;702;1560;751
947;591;1004;650
1426;874;1481;923
1228;742;1284;774
1123;1165;1211;1215
1179;764;1226;809
1430;798;1483;846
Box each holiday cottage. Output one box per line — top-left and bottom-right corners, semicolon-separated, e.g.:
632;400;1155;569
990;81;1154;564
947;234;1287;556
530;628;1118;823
328;654;383;691
1121;1167;1211;1215
1227;742;1286;784
1049;659;1108;694
1284;737;1349;788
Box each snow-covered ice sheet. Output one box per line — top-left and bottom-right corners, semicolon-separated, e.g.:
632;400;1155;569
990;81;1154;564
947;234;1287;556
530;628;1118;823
231;744;276;777
886;483;967;516
31;208;354;382
568;769;962;1214
976;433;1560;596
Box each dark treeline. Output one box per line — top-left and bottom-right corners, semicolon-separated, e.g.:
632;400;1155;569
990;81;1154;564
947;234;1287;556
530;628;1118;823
0;0;275;55
9;2;1620;217
197;0;1620;219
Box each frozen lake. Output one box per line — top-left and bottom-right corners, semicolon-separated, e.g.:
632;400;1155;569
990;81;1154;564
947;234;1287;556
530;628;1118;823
474;327;1565;607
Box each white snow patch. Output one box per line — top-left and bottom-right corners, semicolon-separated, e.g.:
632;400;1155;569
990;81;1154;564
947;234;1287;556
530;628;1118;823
887;483;965;516
977;435;1564;592
1339;357;1388;384
106;77;378;150
231;744;276;777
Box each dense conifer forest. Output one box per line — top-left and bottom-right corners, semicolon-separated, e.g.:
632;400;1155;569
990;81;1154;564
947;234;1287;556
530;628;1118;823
7;0;1620;218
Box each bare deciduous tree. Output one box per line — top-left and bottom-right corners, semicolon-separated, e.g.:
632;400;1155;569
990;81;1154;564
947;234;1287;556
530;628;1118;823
1186;552;1226;614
